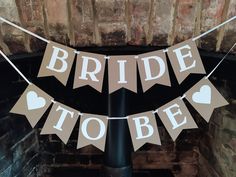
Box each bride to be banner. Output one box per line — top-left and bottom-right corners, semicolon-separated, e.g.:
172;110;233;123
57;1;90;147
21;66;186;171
0;16;235;152
38;39;205;93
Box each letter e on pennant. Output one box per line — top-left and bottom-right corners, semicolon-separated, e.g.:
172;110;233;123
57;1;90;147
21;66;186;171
167;39;205;84
157;97;198;141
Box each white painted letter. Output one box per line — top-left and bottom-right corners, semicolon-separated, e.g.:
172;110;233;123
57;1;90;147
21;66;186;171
81;118;105;140
173;45;196;72
162;103;187;129
53;106;74;131
79;56;102;82
141;56;165;81
46;46;69;73
133;116;154;139
117;60;127;84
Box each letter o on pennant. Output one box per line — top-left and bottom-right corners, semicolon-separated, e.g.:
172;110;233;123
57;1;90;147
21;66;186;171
81;117;106;140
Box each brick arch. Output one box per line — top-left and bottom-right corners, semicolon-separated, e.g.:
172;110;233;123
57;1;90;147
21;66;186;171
0;0;235;55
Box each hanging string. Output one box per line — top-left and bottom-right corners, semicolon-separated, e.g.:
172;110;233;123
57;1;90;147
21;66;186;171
192;16;236;41
206;42;236;79
0;50;32;85
0;17;50;43
107;117;129;120
0;42;235;119
0;16;235;120
0;16;235;51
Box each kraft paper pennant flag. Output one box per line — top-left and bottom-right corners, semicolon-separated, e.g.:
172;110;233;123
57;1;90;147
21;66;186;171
185;78;228;122
138;50;171;92
11;84;52;127
167;39;205;84
77;114;108;151
128;111;161;151
73;52;106;92
157;97;198;141
41;102;79;144
108;55;137;93
38;41;76;86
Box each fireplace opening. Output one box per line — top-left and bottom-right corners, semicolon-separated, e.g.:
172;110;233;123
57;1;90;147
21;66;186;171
0;47;235;177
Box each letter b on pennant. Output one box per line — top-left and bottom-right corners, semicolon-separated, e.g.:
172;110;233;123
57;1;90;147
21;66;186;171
128;111;161;151
38;41;76;86
133;116;154;139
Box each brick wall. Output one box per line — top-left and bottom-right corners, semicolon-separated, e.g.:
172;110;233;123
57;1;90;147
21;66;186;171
0;0;236;173
0;0;236;55
0;50;204;177
0;50;236;177
198;79;236;177
0;59;40;177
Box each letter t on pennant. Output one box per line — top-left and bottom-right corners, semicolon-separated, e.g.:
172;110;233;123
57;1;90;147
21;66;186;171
41;102;79;144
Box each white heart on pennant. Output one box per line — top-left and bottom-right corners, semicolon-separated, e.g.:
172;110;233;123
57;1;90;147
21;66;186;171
26;91;46;110
192;85;212;104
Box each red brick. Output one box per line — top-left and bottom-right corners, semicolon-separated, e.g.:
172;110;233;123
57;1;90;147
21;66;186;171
151;0;176;46
174;164;198;177
229;138;236;152
70;0;94;46
0;29;10;54
128;0;151;45
98;23;127;46
173;0;198;43
96;0;126;23
146;151;176;163
15;0;47;52
0;0;28;54
221;0;236;53
200;0;226;51
178;151;199;163
44;0;70;44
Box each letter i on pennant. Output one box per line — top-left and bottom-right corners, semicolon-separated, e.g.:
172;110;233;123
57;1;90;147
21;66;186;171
108;56;137;93
128;111;161;151
38;41;76;86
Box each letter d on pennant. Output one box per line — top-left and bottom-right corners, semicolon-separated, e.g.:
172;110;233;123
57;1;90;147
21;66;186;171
138;50;171;92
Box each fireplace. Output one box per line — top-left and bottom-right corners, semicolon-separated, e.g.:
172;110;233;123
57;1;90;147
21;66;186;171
0;0;236;176
0;47;235;177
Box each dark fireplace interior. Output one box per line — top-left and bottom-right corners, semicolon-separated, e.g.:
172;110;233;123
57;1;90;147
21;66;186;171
0;46;235;177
